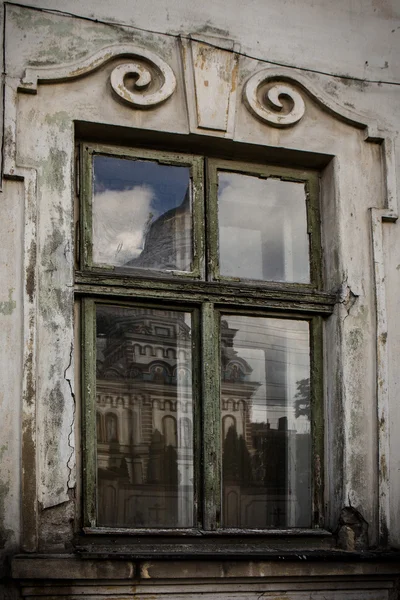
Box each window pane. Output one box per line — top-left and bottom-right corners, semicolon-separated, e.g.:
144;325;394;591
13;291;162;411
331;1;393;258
218;172;310;283
95;304;194;528
93;156;192;272
220;315;311;528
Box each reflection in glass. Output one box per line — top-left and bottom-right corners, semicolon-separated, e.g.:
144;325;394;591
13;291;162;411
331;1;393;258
93;156;192;272
218;172;310;282
95;304;194;528
220;315;311;528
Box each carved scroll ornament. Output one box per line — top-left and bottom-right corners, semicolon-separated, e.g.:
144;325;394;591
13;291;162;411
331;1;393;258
19;44;176;108
244;70;305;127
110;57;176;108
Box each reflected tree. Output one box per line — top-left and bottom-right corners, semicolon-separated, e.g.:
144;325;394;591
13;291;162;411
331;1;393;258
294;377;310;419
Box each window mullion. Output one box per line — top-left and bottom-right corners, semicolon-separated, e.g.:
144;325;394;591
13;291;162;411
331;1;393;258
205;160;219;282
202;302;221;530
192;157;205;280
82;298;97;528
311;315;324;527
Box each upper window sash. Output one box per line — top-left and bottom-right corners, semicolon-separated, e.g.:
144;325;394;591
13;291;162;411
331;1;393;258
206;160;322;289
80;144;205;280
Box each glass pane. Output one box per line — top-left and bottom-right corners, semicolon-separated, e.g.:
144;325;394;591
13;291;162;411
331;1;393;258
93;155;192;272
218;172;310;283
220;315;311;528
95;304;194;528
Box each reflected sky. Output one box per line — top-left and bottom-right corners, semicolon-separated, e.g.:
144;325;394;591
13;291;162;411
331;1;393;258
218;172;310;283
93;156;191;268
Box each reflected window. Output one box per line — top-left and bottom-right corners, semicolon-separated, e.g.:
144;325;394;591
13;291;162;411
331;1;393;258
96;412;103;442
163;415;177;448
105;413;118;442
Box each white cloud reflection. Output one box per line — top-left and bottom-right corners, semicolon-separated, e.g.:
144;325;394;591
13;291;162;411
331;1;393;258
93;185;157;266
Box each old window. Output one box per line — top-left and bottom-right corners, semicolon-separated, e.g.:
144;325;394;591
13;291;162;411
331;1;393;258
77;143;332;535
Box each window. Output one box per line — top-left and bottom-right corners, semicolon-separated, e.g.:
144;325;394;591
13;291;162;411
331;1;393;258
78;143;333;535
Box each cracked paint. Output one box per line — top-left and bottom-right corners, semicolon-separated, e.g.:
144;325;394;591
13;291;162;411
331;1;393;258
64;343;76;490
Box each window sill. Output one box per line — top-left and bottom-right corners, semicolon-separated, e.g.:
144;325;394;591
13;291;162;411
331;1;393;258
74;529;337;559
83;526;332;536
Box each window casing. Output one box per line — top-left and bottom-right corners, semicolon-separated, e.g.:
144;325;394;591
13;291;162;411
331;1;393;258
77;143;333;535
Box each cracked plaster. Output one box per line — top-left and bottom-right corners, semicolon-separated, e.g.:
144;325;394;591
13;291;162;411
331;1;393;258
1;1;400;577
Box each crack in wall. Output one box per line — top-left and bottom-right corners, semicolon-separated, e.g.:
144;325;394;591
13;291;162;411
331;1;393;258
64;342;75;490
338;282;359;313
338;281;359;324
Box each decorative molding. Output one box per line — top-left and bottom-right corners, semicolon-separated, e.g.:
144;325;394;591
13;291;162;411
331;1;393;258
18;43;176;108
370;137;398;546
181;36;239;138
244;75;305;127
243;67;381;138
110;61;176;108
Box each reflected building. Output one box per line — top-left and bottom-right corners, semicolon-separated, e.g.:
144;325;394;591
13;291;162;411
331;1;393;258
96;307;311;529
124;185;192;272
96;306;194;528
95;198;311;529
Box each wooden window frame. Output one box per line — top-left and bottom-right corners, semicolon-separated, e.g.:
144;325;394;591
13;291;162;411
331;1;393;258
76;142;335;545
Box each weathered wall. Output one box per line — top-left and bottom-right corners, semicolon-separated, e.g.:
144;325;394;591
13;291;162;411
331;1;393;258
0;179;23;574
1;0;400;596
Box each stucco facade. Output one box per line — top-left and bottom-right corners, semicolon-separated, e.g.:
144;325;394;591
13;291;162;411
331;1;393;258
1;0;400;597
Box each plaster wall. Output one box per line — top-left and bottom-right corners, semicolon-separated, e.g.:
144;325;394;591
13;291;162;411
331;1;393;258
1;0;400;595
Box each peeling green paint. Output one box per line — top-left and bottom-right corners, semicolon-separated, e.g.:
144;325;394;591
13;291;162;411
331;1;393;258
0;289;16;316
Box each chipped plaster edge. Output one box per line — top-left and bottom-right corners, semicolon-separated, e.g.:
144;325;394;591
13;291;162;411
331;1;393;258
370;135;398;546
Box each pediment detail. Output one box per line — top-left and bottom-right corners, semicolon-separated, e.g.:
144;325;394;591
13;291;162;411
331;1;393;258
16;39;380;139
18;43;176;109
243;67;378;137
180;36;240;138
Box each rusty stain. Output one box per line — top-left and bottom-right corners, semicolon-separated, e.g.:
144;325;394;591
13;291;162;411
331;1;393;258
231;57;239;93
23;313;36;410
141;562;151;578
380;453;388;480
26;240;37;304
204;80;209;87
23;350;35;409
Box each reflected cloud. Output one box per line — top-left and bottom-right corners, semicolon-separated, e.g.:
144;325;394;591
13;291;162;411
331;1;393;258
93;185;157;266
